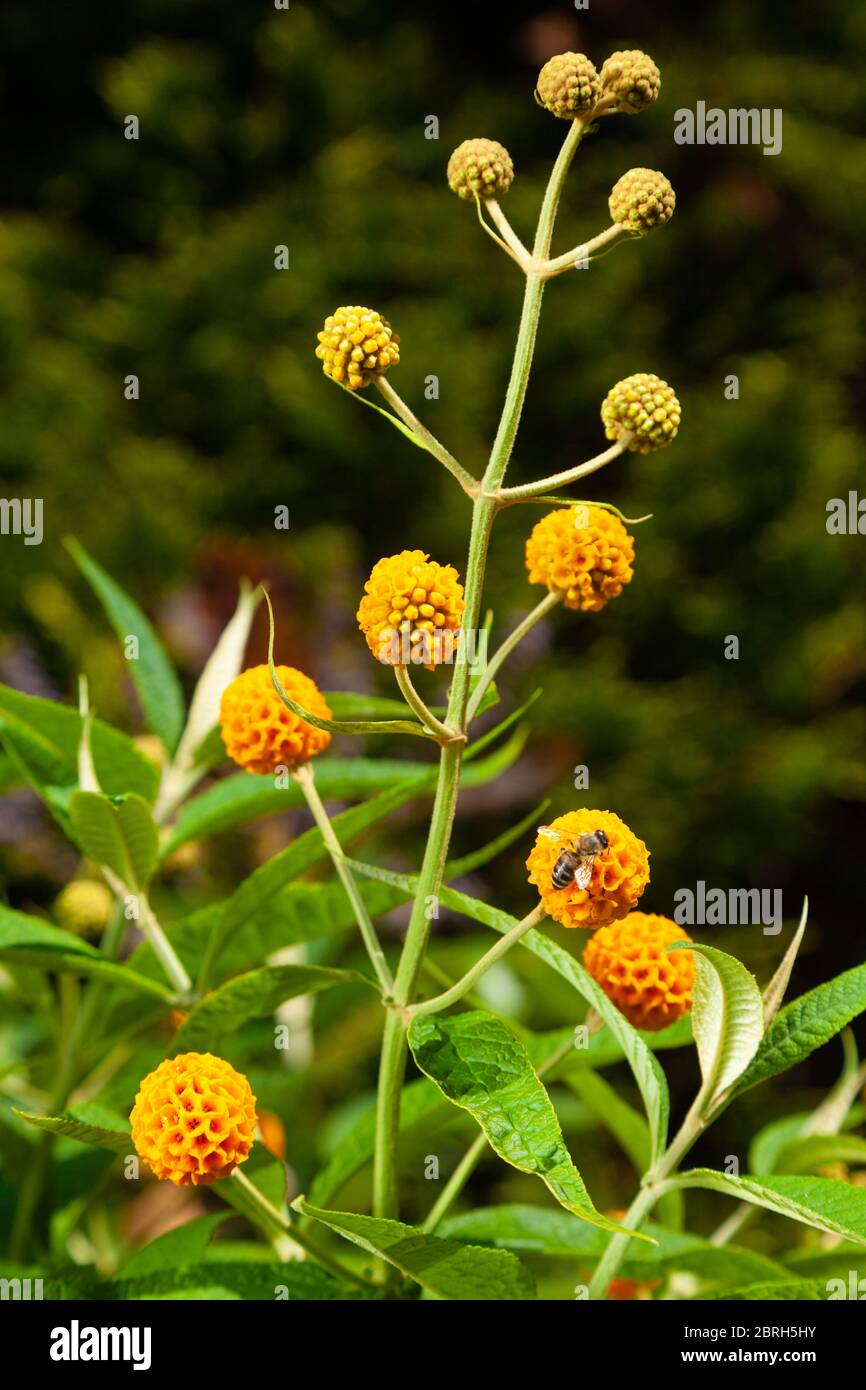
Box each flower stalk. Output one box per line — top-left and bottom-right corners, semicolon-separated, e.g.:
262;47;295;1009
292;763;394;996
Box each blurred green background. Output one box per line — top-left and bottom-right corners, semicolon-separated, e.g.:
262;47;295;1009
1;0;865;1251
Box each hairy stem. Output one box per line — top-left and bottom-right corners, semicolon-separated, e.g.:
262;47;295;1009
376;378;479;495
394;665;455;743
467;591;561;721
371;118;588;1231
410;904;547;1017
499;441;626;501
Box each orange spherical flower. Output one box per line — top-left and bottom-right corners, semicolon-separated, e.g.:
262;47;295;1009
527;809;649;929
357;549;465;669
219;664;331;776
525;505;635;612
130;1052;257;1187
583;912;694;1032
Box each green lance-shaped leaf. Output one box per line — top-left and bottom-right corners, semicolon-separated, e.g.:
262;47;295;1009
14;1102;132;1154
408;1010;647;1240
439;1205;791;1286
66;538;186;753
679;942;764;1109
69;791;158;889
731;962;866;1099
120;1213;230;1278
657;1170;866;1246
0;905;172;1000
294;1197;535;1300
0;682;159;804
173;963;375;1051
702;1277;842;1302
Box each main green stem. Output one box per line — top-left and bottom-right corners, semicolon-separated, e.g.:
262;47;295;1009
371;119;587;1227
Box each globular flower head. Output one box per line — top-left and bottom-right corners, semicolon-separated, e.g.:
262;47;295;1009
315;306;400;391
130;1052;257;1186
583;912;694;1031
527;809;650;929
219;664;331;776
357;550;464;669
525;504;635;612
536;52;601;119
609;169;675;234
447;139;514;201
53;880;113;938
599;50;661;114
601;373;681;453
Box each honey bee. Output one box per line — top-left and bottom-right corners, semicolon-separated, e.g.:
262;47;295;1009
538;826;609;891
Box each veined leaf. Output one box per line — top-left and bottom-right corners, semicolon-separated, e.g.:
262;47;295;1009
445;889;671;1166
772;1134;866;1175
48;1260;360;1302
14;1103;131;1154
682;943;764;1107
69;791;158;888
173;963;374;1051
343;867;676;1164
408;1010;646;1240
294;1197;536;1300
732;963;866;1099
0;682;159;802
121;1214;230;1278
439;1205;790;1285
66;539;185;753
697;1278;834;1302
563;1069;650;1174
659;1170;866;1245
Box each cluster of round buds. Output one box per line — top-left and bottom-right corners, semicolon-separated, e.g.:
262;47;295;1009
601;373;681;453
219;664;332;776
53;880;113;938
447;139;514;201
583;912;694;1031
599;51;661;114
130;1052;257;1186
526;809;650;929
525;504;635;613
357;550;464;670
315;306;400;391
536;52;600;119
609;169;675;234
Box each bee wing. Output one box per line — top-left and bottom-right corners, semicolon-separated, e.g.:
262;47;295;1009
573;857;594;890
537;825;562;842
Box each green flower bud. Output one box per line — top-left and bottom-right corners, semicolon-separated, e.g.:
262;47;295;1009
600;50;661;114
536;52;600;119
609;169;675;233
602;374;681;453
447;139;514;201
